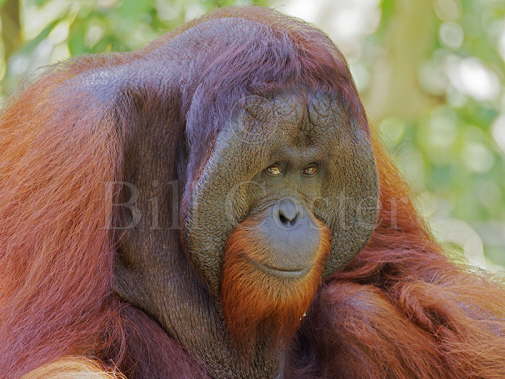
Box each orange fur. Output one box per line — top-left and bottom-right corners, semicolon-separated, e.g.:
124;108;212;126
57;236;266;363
0;59;128;377
221;213;331;348
1;7;505;378
296;138;505;378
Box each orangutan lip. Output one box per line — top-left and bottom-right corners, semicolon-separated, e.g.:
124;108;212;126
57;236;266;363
245;257;309;279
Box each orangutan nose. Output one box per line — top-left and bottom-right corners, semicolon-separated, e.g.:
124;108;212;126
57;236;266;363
275;198;300;227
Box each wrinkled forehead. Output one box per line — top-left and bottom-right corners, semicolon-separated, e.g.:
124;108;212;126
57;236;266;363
229;90;351;149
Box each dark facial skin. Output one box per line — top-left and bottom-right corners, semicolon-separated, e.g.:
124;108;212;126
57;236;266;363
251;197;321;278
109;8;379;378
248;144;325;277
5;7;505;378
185;91;378;294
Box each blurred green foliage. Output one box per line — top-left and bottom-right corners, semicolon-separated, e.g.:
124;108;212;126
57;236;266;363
0;0;504;269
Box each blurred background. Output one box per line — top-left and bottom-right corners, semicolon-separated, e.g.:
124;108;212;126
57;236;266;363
0;0;504;270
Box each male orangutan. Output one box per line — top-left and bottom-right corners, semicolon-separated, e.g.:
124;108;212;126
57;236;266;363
1;6;504;379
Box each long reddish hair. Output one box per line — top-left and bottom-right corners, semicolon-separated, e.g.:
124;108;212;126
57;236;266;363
2;77;505;377
221;213;331;349
0;64;122;376
286;139;505;378
0;63;206;378
1;6;505;379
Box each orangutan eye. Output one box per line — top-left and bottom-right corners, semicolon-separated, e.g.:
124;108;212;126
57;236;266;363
302;163;319;176
265;163;283;176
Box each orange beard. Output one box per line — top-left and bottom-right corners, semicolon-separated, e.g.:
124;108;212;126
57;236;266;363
220;214;331;350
